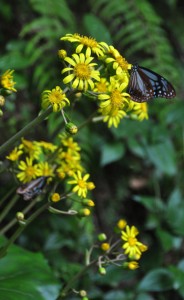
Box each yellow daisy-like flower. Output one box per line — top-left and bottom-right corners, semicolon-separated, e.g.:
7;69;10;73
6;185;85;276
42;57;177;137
62;53;100;91
100;108;126;128
42;86;70;112
68;170;95;198
21;138;42;160
37;161;54;177
0;69;17;92
61;136;81;152
94;77;109;93
130;102;149;121
98;79;130;111
38;141;58;153
121;225;148;258
106;46;131;74
61;33;108;57
6;146;23;161
17;157;40;183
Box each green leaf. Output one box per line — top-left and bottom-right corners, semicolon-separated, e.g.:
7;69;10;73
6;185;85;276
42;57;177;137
104;290;126;300
146;140;176;175
138;268;174;292
100;142;125;166
83;13;112;44
156;228;174;251
133;195;165;213
166;189;184;236
0;237;60;300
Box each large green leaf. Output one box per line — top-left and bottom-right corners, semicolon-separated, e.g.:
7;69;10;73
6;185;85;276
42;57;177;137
138;268;174;292
0;237;60;300
100;142;125;166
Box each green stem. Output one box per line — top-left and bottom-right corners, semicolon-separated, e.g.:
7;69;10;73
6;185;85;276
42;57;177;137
0;198;38;235
0;202;49;258
0;186;16;208
60;259;97;298
0;106;52;156
0;194;19;223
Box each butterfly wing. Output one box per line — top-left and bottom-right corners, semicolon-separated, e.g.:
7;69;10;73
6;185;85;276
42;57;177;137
16;176;48;200
127;65;176;103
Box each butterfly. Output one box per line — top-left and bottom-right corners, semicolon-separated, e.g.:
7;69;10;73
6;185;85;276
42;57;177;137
127;64;176;102
16;176;48;200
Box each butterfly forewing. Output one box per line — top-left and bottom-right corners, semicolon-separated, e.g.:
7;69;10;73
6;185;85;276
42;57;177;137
16;176;48;200
127;64;176;103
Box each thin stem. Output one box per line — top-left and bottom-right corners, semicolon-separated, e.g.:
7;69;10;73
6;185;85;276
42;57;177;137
0;194;19;223
0;202;49;257
0;198;38;235
60;259;97;298
0;106;52;156
0;186;16;208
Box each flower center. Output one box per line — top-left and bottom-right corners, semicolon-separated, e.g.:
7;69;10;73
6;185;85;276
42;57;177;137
74;63;91;79
78;179;86;188
26;166;36;177
110;90;123;108
128;237;137;246
49;91;63;104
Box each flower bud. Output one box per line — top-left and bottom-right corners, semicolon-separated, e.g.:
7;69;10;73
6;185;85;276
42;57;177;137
82;199;95;207
0;95;5;106
65;122;78;135
98;267;106;275
117;219;127;230
58;49;67;59
97;233;107;242
51;193;60;202
16;212;25;221
100;242;110;251
78;208;91;217
79;290;87;297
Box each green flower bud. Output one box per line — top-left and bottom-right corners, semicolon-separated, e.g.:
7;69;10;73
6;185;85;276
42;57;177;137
65;122;78;135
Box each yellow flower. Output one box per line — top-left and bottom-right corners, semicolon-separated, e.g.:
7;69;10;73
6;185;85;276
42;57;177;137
21;138;42;160
51;193;60;202
106;46;131;74
100;108;126;128
6;147;23;161
61;33;108;57
62;53;100;91
94;78;109;93
61;136;81;152
0;69;17;92
38;141;58;153
121;225;147;258
37;161;54;177
117;219;127;230
130;102;149;121
42;86;70;112
17;157;40;183
68;170;95;198
98;78;130;111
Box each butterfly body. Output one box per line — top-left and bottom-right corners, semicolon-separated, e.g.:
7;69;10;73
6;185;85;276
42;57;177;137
127;64;176;102
16;176;48;200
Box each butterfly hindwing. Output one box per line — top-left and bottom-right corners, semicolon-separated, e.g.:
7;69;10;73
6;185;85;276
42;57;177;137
127;64;176;103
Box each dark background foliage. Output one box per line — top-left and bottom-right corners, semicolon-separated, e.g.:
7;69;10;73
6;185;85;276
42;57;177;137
0;0;184;299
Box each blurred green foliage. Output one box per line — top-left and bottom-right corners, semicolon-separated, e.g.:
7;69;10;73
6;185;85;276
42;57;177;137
0;0;184;299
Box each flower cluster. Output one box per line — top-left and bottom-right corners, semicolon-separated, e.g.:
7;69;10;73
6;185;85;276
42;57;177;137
6;134;95;214
0;69;17;116
41;33;148;127
89;219;148;274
